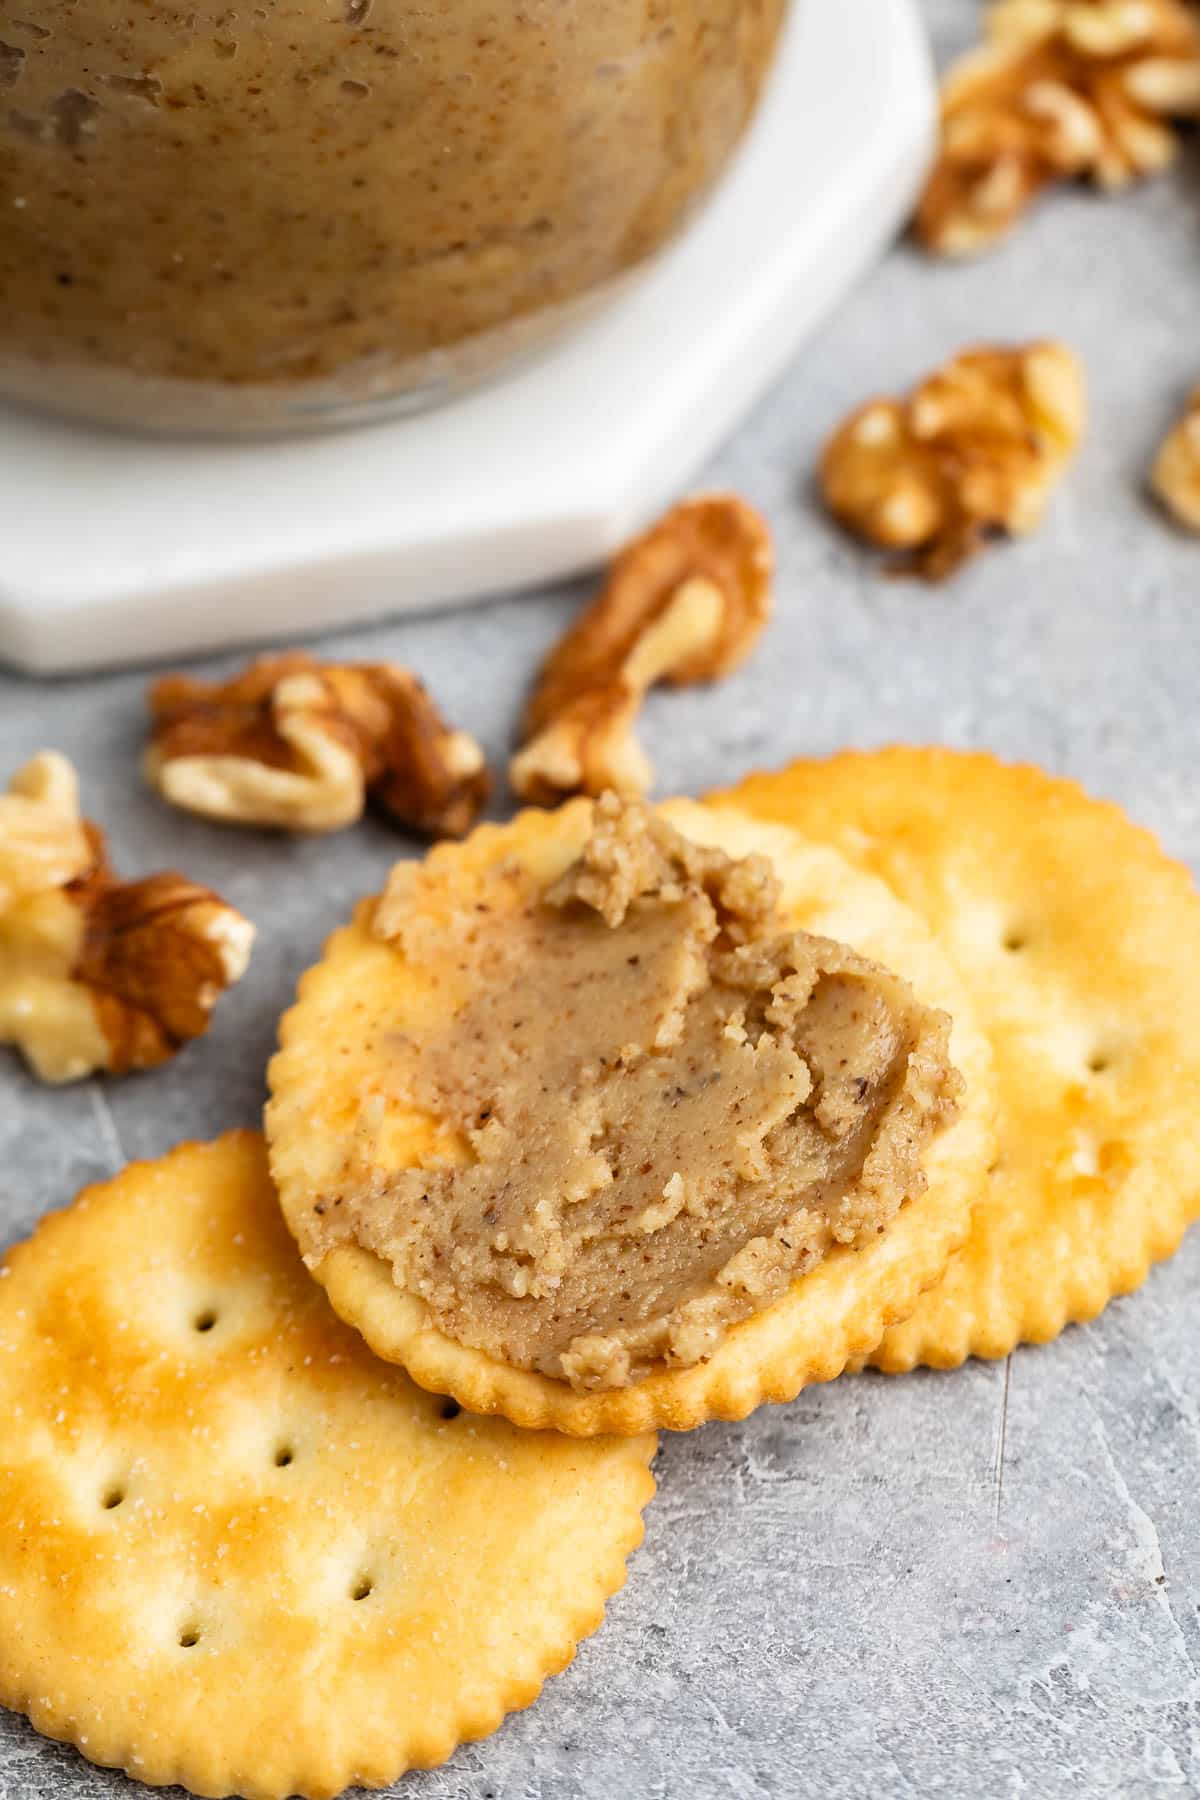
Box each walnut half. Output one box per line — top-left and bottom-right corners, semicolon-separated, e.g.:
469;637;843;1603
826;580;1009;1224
0;754;254;1083
510;496;773;804
918;0;1200;256
1151;387;1200;532
819;341;1086;580
145;654;489;837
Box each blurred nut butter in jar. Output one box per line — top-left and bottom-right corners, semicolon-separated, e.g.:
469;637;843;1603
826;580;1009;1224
0;0;787;433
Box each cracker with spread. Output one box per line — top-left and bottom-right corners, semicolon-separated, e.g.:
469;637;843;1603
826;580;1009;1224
721;748;1200;1369
267;796;997;1435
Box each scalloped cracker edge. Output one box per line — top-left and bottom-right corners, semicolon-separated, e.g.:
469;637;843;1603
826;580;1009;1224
0;1132;655;1798
267;799;997;1435
718;748;1200;1370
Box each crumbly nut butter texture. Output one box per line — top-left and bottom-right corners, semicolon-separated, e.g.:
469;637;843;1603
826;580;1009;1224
819;342;1086;580
145;653;489;837
719;749;1200;1371
918;0;1200;256
301;796;960;1392
0;753;253;1083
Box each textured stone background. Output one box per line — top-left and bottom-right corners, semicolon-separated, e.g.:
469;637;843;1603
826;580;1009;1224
3;3;1200;1796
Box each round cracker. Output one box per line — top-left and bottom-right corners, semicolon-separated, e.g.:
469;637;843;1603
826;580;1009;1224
720;748;1200;1369
0;1132;655;1800
266;800;996;1436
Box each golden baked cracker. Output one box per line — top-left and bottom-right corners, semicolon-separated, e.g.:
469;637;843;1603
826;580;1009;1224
720;748;1200;1369
267;800;997;1436
0;1132;655;1800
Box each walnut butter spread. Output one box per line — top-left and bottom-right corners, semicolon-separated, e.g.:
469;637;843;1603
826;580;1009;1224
307;798;962;1391
0;0;786;428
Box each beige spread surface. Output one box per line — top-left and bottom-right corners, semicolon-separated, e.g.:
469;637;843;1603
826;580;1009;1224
268;799;997;1435
1;0;782;417
298;797;960;1392
721;749;1200;1368
0;1133;655;1800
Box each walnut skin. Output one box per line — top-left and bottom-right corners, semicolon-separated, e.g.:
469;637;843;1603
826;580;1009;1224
145;654;489;837
0;754;254;1083
819;342;1086;580
510;497;773;805
918;0;1200;257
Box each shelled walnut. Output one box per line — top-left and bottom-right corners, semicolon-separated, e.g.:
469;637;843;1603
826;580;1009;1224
1151;388;1200;531
510;496;773;804
918;0;1200;256
0;753;254;1083
819;342;1086;580
145;654;489;836
0;750;92;910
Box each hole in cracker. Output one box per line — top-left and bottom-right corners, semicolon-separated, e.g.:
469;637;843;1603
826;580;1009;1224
351;1576;374;1601
1098;1139;1132;1180
1001;928;1029;953
101;1485;125;1510
1086;1051;1111;1074
193;1309;218;1333
178;1625;202;1648
1063;1131;1131;1185
439;1399;462;1421
274;1444;295;1468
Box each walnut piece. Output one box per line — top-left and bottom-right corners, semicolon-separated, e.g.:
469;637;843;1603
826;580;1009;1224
918;0;1200;256
0;754;254;1083
1151;387;1200;531
510;496;772;804
0;751;92;911
819;342;1086;580
144;653;489;837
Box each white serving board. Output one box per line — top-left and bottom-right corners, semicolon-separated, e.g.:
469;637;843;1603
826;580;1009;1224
0;0;935;674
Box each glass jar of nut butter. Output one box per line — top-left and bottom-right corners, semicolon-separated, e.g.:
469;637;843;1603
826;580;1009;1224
0;0;787;434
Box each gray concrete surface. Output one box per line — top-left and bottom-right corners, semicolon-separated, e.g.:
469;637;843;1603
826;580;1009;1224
3;4;1200;1795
